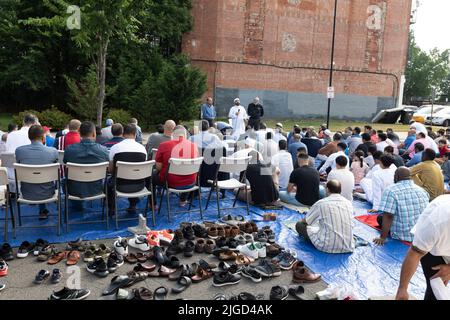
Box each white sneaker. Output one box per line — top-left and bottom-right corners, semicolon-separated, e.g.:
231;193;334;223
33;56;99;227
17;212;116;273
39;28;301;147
128;235;150;252
237;243;259;260
254;242;267;258
113;237;128;256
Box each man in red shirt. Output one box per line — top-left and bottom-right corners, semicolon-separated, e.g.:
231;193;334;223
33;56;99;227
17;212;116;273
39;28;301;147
154;126;199;206
438;139;450;158
54;119;81;150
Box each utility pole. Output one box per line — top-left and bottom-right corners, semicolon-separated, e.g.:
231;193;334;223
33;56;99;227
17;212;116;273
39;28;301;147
326;0;338;129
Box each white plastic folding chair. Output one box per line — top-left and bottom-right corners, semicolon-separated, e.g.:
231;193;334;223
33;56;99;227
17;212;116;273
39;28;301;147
0;152;16;191
14;163;62;236
205;156;251;217
0;167;15;241
114;161;156;229
157;157;204;222
64;162;109;232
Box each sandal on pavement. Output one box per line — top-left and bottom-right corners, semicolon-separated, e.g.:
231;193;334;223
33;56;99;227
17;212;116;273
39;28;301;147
171;276;192;294
153;286;169;300
66;251;81;266
47;251;67;265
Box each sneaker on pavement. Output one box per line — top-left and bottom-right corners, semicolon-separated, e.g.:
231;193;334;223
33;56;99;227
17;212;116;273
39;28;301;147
254;259;282;277
0;243;14;261
113;237;128;256
129;235;151;252
237;243;259;260
240;266;262;283
33;238;49;256
86;258;109;277
49;287;91;300
212;271;241;287
0;259;8;277
270;285;289;300
17;241;35;258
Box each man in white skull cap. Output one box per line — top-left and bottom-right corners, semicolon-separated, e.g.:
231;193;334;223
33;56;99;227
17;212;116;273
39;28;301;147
228;98;248;140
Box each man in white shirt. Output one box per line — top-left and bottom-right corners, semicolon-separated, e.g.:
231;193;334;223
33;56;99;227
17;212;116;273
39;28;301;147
108;124;148;215
273;123;287;143
396;195;450;300
371;154;397;211
261;131;278;165
190;120;225;150
271;140;294;189
232;138;264;164
327;156;355;201
228;98;248;140
6;114;38;153
409;122;439;154
355;150;383;202
296;180;355;254
318;142;349;175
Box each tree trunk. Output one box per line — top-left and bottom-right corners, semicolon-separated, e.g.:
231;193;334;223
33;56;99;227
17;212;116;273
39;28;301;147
96;37;109;126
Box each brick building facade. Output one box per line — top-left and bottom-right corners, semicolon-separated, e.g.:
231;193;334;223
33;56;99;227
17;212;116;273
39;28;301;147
182;0;412;120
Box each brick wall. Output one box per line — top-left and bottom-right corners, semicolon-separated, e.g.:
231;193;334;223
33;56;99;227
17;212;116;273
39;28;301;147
182;0;412;119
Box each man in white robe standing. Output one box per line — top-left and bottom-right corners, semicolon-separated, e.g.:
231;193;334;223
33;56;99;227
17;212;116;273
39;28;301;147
228;98;248;140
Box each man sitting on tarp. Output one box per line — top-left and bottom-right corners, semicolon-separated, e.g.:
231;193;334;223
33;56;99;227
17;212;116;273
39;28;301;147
373;167;429;246
295;180;355;254
396;195;450;300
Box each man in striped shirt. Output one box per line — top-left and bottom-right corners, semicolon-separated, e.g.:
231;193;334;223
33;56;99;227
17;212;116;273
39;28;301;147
296;180;355;254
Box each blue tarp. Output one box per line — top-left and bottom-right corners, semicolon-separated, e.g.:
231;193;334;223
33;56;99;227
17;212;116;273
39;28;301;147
1;193;426;299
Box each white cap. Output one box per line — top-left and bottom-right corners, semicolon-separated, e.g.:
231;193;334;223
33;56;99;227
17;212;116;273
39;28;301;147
276;123;283;128
234;98;240;103
324;129;332;136
245;137;256;148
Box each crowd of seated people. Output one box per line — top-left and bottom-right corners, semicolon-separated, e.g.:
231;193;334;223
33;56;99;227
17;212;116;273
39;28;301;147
1;114;450;256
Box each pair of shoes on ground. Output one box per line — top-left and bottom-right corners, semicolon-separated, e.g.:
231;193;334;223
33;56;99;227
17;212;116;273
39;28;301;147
17;239;49;258
270;285;306;300
34;269;63;284
86;252;124;277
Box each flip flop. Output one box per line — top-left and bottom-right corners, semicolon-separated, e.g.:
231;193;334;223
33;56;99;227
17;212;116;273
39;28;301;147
47;251;67;265
99;288;131;300
102;275;135;296
66;250;81;266
171;276;192;294
153;286;169;300
288;285;305;300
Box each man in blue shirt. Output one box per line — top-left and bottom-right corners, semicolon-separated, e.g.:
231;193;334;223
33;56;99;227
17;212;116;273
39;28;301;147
201;97;216;128
15;125;58;220
373;167;429;245
102;123;124;150
64;121;109;211
406;143;425;167
288;134;308;165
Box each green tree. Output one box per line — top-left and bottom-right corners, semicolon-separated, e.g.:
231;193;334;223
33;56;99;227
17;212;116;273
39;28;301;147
19;0;194;125
131;55;207;127
65;65;99;121
404;33;450;102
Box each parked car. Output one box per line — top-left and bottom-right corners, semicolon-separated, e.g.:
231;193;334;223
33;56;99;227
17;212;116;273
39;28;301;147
429;108;450;127
412;105;447;124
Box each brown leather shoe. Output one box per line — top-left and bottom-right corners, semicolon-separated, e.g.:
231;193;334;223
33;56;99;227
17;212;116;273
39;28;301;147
292;261;321;283
204;239;216;254
47;251;67;265
224;225;231;237
239;222;253;234
208;227;218;239
250;221;258;233
191;267;213;283
66;250;80;266
195;239;205;253
230;226;240;238
217;226;226;237
218;250;238;261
